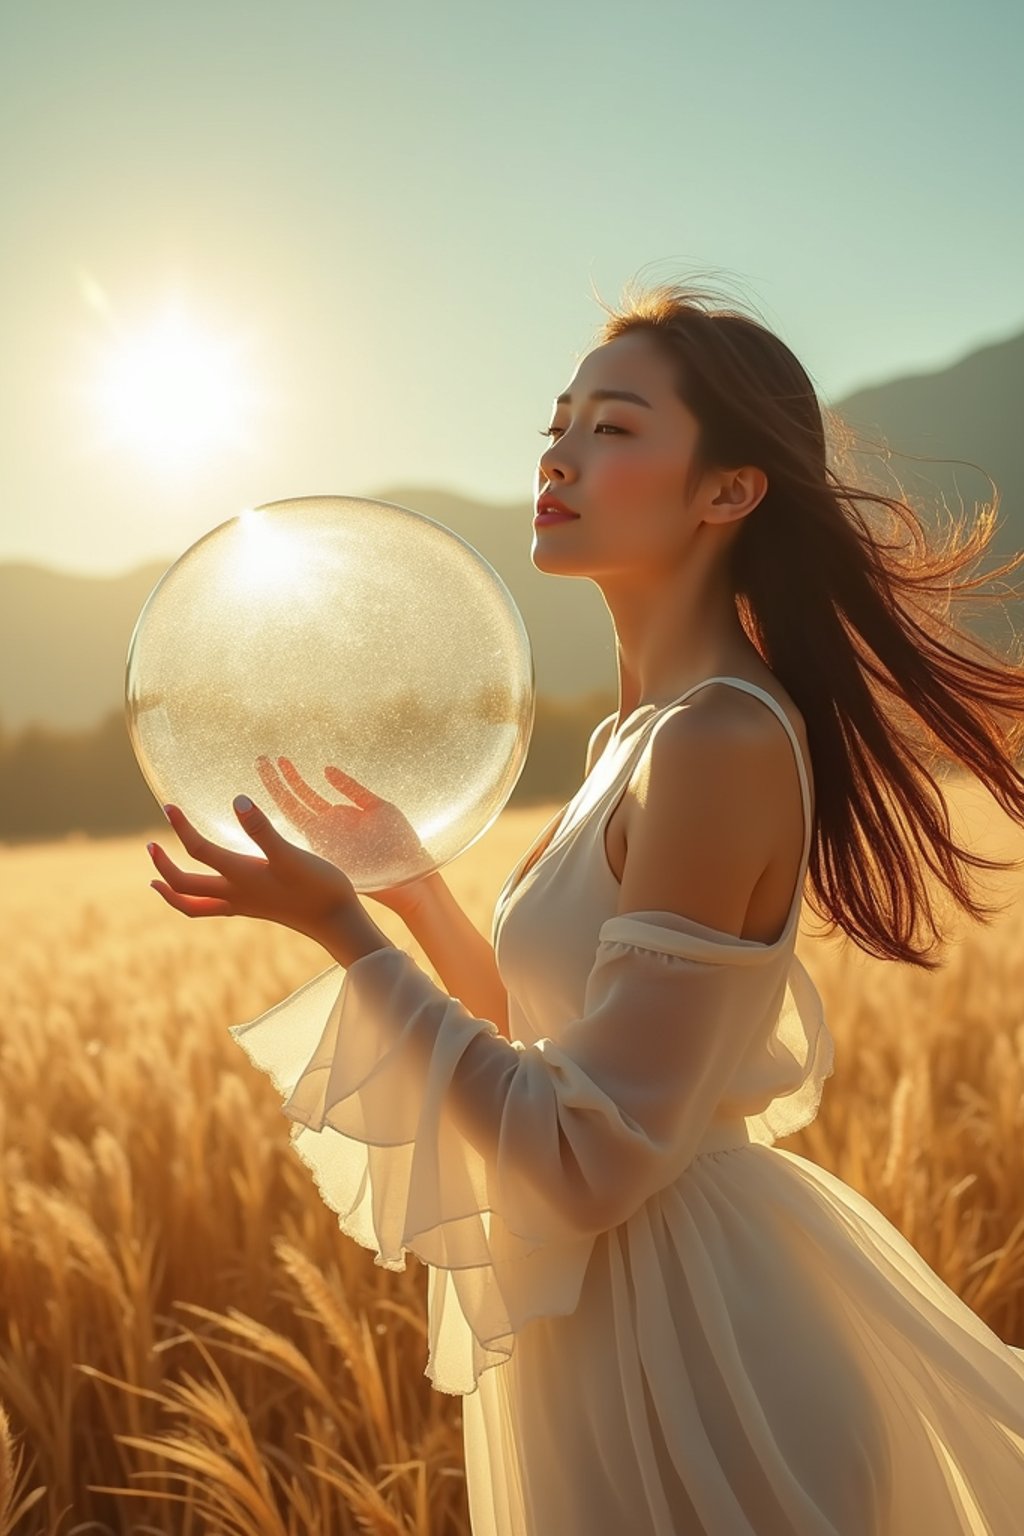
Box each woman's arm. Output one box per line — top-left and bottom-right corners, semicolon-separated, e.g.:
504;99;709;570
385;874;511;1039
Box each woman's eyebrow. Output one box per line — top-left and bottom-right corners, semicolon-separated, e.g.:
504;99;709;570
554;388;653;408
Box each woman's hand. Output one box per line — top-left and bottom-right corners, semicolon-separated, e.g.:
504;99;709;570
147;796;363;943
253;755;436;915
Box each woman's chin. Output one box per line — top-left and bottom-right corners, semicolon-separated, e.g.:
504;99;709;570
530;529;588;573
530;544;586;576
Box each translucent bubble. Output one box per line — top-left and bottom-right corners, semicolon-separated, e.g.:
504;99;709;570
125;495;535;892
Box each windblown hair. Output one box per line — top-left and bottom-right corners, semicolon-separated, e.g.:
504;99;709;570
594;274;1024;969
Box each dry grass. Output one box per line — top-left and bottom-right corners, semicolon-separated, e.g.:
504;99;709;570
1;781;1023;1533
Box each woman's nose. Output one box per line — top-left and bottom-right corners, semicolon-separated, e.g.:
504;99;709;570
538;444;572;482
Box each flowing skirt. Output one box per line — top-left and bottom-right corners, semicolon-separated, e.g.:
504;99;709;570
462;1141;1024;1536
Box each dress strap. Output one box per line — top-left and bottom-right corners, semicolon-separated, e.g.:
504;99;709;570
643;676;813;877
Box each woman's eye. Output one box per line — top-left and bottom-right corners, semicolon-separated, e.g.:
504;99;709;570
537;423;624;438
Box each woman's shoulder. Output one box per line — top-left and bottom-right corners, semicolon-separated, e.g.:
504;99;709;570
614;691;791;935
626;671;812;838
641;682;793;800
656;673;811;789
596;668;814;938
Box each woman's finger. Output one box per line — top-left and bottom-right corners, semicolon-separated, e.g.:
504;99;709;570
255;755;311;826
322;765;382;809
277;756;334;815
162;804;240;875
233;795;294;861
147;842;233;900
150;880;235;918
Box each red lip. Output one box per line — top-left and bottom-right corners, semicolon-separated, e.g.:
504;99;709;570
535;495;579;517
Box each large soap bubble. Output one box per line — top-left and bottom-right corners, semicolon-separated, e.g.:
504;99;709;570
125;494;534;892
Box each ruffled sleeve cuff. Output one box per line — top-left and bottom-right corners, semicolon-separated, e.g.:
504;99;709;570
230;948;596;1395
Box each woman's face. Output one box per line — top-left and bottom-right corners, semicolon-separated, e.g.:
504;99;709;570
532;330;709;582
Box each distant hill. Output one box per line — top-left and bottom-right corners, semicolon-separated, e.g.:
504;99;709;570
837;328;1024;567
0;560;171;733
2;327;1022;734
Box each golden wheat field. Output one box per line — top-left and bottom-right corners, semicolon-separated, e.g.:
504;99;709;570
2;783;1024;1535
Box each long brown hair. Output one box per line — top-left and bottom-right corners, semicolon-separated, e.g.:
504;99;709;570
594;275;1024;969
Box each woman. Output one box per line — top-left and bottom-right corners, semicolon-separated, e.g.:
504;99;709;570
148;280;1024;1533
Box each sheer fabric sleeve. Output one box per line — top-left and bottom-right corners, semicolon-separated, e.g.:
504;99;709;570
229;911;781;1395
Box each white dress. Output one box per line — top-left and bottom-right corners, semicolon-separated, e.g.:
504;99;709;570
230;676;1024;1534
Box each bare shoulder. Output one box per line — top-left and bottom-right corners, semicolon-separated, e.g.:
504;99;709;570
647;678;811;808
616;682;808;937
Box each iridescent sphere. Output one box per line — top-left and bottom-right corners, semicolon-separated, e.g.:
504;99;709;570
125;495;534;892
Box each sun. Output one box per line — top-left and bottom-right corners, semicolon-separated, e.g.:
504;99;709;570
87;297;265;472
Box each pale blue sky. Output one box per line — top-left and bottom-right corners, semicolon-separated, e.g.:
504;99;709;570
2;0;1021;575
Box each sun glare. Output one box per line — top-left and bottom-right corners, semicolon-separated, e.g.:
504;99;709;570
88;299;265;471
233;508;311;594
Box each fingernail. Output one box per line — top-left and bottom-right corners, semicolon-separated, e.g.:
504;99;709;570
146;842;156;856
162;804;174;821
234;794;253;813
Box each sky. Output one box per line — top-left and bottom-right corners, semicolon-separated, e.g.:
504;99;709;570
2;0;1022;577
